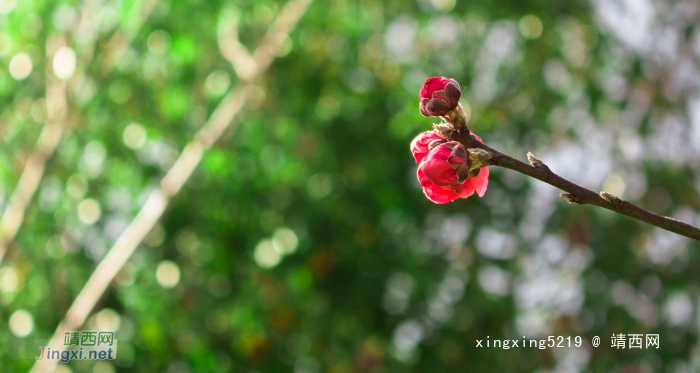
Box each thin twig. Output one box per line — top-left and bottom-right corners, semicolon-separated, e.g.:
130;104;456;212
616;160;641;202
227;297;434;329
97;0;160;72
453;128;700;242
217;9;257;80
0;42;68;265
0;0;162;267
30;0;313;372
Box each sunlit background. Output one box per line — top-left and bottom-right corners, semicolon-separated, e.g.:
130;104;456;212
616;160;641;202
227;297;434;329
2;0;700;372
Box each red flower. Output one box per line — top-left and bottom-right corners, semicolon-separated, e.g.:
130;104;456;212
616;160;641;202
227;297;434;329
421;142;469;186
419;77;461;117
412;131;489;204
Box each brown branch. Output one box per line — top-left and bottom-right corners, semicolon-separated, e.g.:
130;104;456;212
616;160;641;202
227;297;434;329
452;127;700;242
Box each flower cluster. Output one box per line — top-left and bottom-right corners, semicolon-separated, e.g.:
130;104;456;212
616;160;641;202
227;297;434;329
411;130;489;203
412;77;489;204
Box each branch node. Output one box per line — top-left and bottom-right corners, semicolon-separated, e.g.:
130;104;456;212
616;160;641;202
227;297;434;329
559;193;580;204
527;152;545;169
432;121;455;140
441;103;468;130
467;148;493;170
600;191;623;207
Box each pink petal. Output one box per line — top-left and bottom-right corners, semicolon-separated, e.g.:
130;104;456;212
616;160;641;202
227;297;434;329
471;166;489;197
421;159;458;186
447;156;467;164
419;77;458;100
427;143;453;161
423;185;460;204
458;181;475;199
410;130;443;164
417;168;460;204
417;166;430;186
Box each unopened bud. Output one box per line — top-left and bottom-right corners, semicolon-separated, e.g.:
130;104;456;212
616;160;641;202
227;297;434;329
432;122;455;140
559;193;580;204
419;77;461;117
600;191;623;207
467;148;492;171
527;152;545;169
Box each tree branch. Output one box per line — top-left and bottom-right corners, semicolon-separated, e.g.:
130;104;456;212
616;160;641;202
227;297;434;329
451;124;700;242
0;0;164;267
0;40;69;265
29;0;314;372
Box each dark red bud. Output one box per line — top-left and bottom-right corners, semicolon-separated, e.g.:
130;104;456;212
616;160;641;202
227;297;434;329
443;82;461;107
425;99;450;116
428;139;447;151
419;98;431;117
456;162;471;182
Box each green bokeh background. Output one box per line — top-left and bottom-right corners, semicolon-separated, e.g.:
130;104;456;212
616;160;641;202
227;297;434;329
2;0;700;372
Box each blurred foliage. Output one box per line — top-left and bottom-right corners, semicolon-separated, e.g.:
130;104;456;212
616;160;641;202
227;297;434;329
2;0;700;372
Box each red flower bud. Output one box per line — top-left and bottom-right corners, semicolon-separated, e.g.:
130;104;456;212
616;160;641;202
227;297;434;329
412;130;489;204
419;77;462;117
420;142;470;186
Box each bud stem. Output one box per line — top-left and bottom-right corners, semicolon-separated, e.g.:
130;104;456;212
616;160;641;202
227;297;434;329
442;103;468;131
